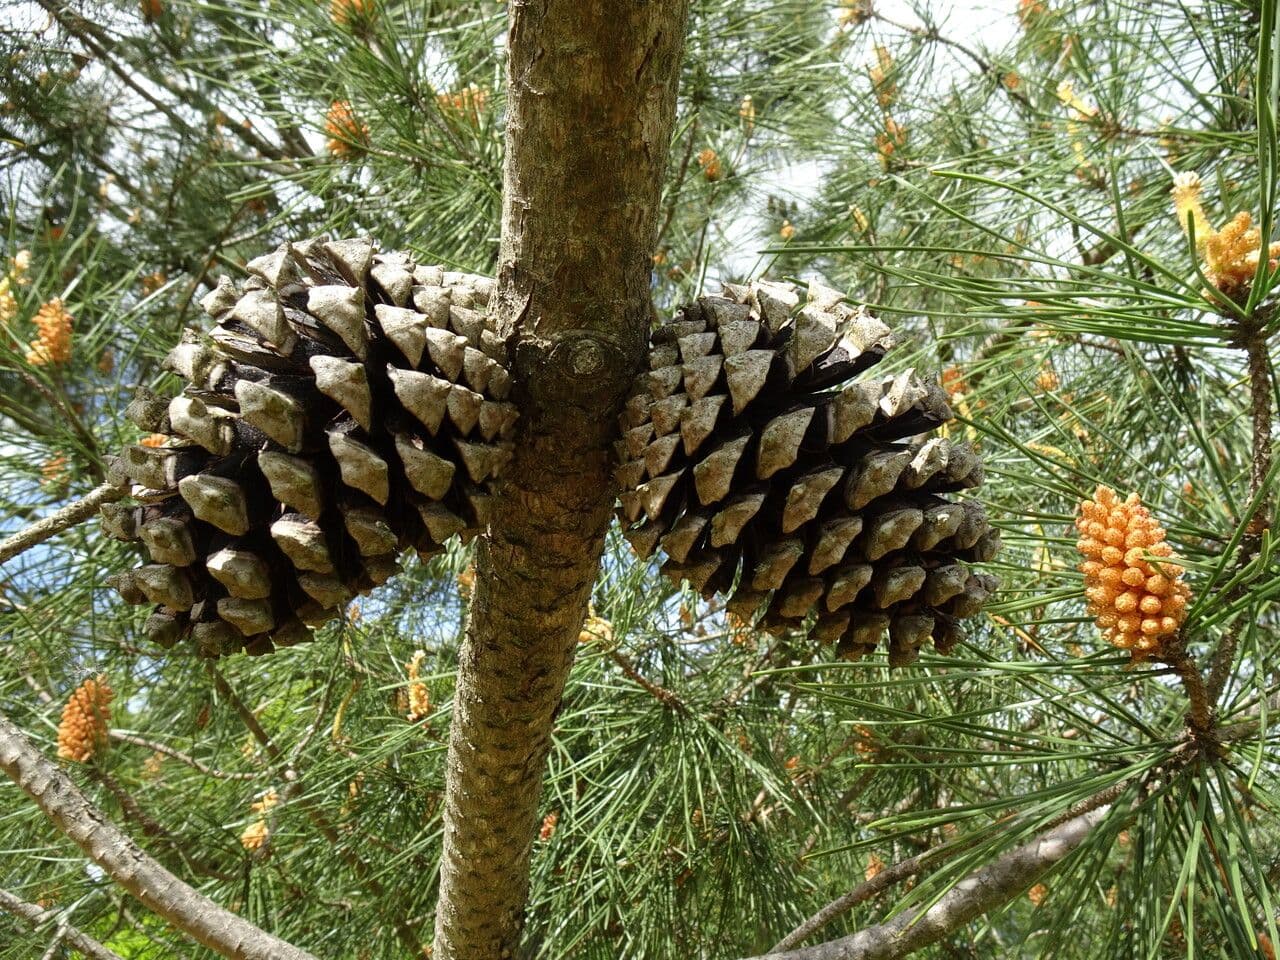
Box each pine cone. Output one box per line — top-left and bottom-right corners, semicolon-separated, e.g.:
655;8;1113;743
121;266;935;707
615;280;999;666
102;238;516;657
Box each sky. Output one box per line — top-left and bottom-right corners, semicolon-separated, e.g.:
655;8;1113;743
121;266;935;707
715;0;1024;280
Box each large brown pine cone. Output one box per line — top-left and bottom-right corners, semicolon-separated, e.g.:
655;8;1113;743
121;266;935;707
615;280;999;666
102;238;516;657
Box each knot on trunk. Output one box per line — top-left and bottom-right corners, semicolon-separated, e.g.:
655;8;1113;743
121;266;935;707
517;327;636;416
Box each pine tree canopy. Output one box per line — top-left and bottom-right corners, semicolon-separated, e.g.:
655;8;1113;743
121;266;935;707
0;0;1277;958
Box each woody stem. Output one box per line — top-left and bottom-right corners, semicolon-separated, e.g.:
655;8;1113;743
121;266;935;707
1206;320;1274;704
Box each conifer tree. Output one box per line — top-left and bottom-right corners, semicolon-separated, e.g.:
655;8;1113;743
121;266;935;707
0;1;1276;959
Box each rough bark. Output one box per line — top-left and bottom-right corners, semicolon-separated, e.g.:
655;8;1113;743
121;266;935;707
0;711;316;960
430;2;689;957
745;807;1110;960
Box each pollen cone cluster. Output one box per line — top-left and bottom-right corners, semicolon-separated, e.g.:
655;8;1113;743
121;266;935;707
102;238;516;657
57;675;113;763
1171;172;1280;298
1076;486;1190;658
616;280;999;665
26;298;74;366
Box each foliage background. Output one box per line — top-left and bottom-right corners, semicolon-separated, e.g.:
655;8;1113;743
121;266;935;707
0;0;1277;957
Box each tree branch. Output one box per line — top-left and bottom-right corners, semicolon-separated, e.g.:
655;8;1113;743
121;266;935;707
0;482;124;565
772;781;1129;953
747;806;1111;960
1161;647;1215;735
36;0;293;165
772;836;984;953
607;648;688;712
0;711;316;960
0;887;125;960
1207;323;1274;703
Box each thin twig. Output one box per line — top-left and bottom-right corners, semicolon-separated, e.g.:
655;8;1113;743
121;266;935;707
1160;647;1215;735
608;648;687;712
86;767;240;882
798;769;878;860
107;730;259;781
38;923;68;960
20;371;107;482
205;664;285;765
1075;336;1128;356
286;662;342;765
773;835;985;953
0;483;124;565
37;0;291;165
719;638;788;710
1148;319;1276;733
1207;322;1275;703
870;11;1029;113
1217;690;1280;743
0;888;124;960
655;116;700;250
328;678;362;744
872;12;993;75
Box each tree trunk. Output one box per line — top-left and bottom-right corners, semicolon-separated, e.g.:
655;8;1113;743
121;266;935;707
430;2;689;957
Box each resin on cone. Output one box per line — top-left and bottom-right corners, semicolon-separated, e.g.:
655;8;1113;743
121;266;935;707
616;280;999;666
103;238;516;657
